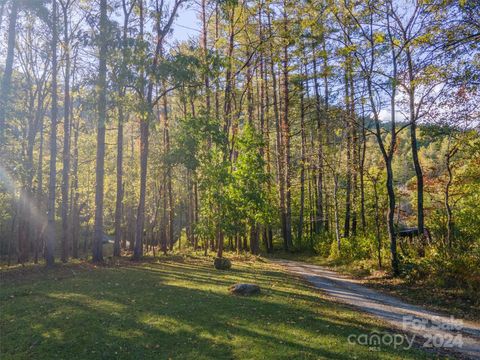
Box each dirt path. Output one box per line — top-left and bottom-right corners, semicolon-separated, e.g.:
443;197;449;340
275;259;480;359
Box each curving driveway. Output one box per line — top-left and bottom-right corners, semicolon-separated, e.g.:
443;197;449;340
275;259;480;359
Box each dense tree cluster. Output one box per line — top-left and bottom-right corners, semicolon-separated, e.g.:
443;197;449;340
0;0;479;278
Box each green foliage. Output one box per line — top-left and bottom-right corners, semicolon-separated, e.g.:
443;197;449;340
156;53;200;86
197;145;231;240
312;232;333;257
0;0;478;315
170;114;226;170
229;124;274;227
187;123;276;245
401;248;480;296
327;235;374;263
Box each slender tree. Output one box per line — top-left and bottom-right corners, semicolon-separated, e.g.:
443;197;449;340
114;0;135;257
0;0;19;142
60;0;72;262
92;0;108;263
46;0;59;267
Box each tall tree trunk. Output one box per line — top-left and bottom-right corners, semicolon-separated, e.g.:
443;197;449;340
46;0;59;267
19;85;40;263
61;1;71;262
372;177;381;268
312;46;324;233
266;10;286;252
223;6;235;139
298;59;307;244
281;2;292;250
214;0;220;124
343;65;352;238
445;144;457;247
406;48;424;237
35;107;45;263
168;176;174;250
201;0;210;113
367;73;398;275
257;4;269;251
250;222;259;255
194;180;199;248
92;0;108;263
131;0;177;260
186;171;193;246
309;133;316;241
133;117;149;260
333;174;341;251
259;8;273;253
386;158;398;273
307;150;314;246
217;6;236;258
162;168;168;254
411;118;424;235
322;38;330;231
164;100;174;251
386;22;399;274
71;117;80;258
0;0;18;141
114;0;133;257
350;73;358;237
388;46;399;275
360;105;367;234
18;193;29;263
133;0;146;261
216;225;224;258
114;102;124;257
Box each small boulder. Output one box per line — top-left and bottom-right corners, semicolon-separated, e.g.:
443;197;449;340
214;257;232;270
229;283;261;296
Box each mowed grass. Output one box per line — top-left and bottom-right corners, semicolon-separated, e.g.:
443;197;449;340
1;255;432;359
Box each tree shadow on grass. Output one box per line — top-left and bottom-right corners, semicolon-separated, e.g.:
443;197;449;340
0;262;430;360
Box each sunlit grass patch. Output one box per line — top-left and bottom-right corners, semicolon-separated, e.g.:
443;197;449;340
0;255;431;359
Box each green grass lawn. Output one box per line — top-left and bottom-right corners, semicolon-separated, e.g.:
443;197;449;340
1;255;433;359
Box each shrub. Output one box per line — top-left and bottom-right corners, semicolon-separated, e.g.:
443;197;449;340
214;257;232;270
399;246;480;296
430;251;480;292
327;235;372;262
400;258;431;284
313;233;333;257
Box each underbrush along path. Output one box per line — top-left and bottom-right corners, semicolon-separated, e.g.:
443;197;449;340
275;259;480;359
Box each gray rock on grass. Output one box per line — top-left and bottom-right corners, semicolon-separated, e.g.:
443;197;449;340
229;283;261;296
